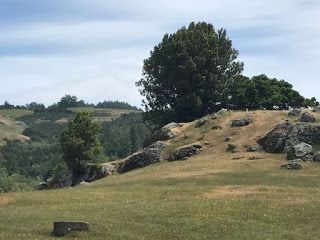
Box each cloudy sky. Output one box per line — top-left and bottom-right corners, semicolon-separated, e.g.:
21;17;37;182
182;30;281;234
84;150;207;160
0;0;319;107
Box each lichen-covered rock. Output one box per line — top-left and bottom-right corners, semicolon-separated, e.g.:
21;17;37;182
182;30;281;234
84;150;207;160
216;108;229;115
117;141;167;173
286;142;313;160
288;109;301;116
231;118;253;127
258;121;292;153
226;144;238;153
168;144;202;161
245;144;263;152
280;159;302;170
300;112;316;123
195;119;207;128
313;152;320;162
313;106;320;113
285;123;320;149
144;122;182;146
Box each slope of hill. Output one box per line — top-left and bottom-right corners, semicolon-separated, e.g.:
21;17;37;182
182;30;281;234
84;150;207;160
0;109;32;145
1;110;320;239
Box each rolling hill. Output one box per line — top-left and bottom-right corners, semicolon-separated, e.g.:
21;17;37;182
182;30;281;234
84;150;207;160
1;110;320;239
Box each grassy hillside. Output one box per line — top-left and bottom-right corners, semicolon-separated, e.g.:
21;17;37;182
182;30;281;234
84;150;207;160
0;109;32;145
1;110;320;239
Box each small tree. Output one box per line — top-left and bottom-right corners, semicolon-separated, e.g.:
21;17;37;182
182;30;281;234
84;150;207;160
60;112;101;174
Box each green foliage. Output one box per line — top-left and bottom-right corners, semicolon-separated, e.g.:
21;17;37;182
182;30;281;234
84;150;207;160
304;97;319;107
60;112;101;173
136;22;244;124
100;113;153;159
0;173;35;193
0;140;62;180
96;100;138;110
230;75;305;109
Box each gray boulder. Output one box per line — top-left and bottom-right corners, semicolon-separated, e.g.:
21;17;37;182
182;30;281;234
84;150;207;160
52;222;89;237
195;119;207;128
300;112;316;123
245;144;262;152
285;123;320;149
226;144;238;153
258;121;292;153
231;118;253;127
286;142;313;160
145;122;182;146
280;159;302;170
217;108;229;115
117;141;167;173
313;152;320;162
168;144;202;161
288;109;301;116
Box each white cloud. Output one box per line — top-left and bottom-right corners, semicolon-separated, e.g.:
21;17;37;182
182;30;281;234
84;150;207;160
0;0;319;106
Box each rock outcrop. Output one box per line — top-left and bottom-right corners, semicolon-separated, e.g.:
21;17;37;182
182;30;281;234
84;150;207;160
258;121;292;153
280;159;302;170
300;112;316;123
168;144;202;161
286;142;313;160
117;141;167;173
144;122;182;146
226;144;238;153
231;118;253;127
195;119;207;128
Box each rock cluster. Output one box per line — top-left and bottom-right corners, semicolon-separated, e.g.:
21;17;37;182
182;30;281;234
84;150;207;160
231;118;253;127
286;142;313;160
244;144;262;152
168;144;202;161
117;141;167;173
299;112;316;123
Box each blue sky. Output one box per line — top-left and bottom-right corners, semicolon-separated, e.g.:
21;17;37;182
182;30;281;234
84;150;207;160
0;0;319;107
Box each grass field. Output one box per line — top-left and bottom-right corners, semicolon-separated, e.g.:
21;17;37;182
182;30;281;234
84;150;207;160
69;107;140;122
1;110;320;239
0;109;32;145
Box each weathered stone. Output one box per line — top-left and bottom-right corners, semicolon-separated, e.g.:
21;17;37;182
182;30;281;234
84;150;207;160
286;142;313;160
117;141;167;173
285;123;320;149
216;108;229;115
313;152;320;162
231;118;253;127
258;121;292;153
300;112;316;123
168;144;202;161
280;159;302;170
52;222;89;236
313;106;320;113
301;154;314;161
288;109;301;116
226;144;238;153
195;119;207;128
145;122;182;146
245;144;263;152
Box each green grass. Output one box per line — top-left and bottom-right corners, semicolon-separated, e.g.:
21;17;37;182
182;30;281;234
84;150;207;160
1;166;320;240
0;109;33;119
1;110;320;239
69;107;140;122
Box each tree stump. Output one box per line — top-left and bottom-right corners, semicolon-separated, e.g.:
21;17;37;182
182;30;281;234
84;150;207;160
52;221;89;236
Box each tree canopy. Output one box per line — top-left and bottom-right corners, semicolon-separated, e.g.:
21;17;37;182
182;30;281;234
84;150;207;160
60;112;101;174
137;22;310;124
136;22;244;124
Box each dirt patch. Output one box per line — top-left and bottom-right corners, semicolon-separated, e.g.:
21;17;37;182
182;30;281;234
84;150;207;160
0;196;10;205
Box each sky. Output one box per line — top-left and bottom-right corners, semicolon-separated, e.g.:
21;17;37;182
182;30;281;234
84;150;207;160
0;0;319;107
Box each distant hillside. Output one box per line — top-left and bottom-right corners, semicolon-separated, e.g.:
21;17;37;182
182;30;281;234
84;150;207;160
2;110;320;239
